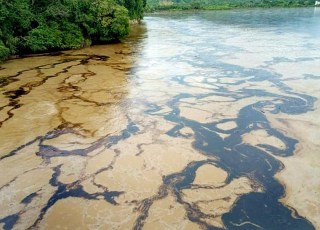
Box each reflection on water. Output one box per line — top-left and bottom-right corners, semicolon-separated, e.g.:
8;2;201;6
314;6;320;16
0;7;320;230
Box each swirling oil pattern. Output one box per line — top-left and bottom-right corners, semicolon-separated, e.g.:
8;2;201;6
0;7;320;230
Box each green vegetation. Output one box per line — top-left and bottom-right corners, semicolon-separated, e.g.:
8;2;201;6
0;0;146;61
146;0;315;11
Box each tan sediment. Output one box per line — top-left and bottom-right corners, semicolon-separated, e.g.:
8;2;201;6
263;60;320;229
180;127;194;137
0;43;134;156
93;130;208;203
0;168;56;230
0;141;41;187
0;99;60;157
180;95;234;104
85;148;116;175
38;197;138;230
50;156;87;184
193;164;228;185
270;60;320;81
216;132;231;139
217;30;320;228
182;177;257;228
12;184;57;230
216;121;237;131
42;133;95;151
144;192;201;230
179;96;269;123
266;112;320;228
130;64;216;104
59;98;127;137
95;153;163;202
242;129;286;151
0;106;13;121
181;164;258;228
198;200;231;228
222;30;317;69
0;42;142;229
81;179;104;194
140;138;208;176
0;168;52;214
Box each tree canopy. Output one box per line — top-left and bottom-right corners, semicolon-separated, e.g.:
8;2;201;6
0;0;145;61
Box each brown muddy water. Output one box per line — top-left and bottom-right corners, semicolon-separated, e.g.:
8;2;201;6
0;7;320;230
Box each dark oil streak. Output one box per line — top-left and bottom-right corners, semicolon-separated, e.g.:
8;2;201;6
0;215;19;230
0;60;81;129
21;193;38;204
0;102;21;129
1;84;137;230
0;53;115;159
27;166;123;229
133;160;223;230
1;44;132;229
133;49;316;229
0;54;110;129
0;136;42;160
133;185;168;230
36;119;139;159
25;119;139;229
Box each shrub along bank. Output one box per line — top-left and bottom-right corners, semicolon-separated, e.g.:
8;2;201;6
0;0;146;61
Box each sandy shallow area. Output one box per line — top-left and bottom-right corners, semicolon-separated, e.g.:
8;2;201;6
265;81;320;228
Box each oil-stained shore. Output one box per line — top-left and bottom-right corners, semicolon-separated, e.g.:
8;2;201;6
1;8;320;230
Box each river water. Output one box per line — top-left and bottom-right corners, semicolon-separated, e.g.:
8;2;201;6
0;7;320;230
